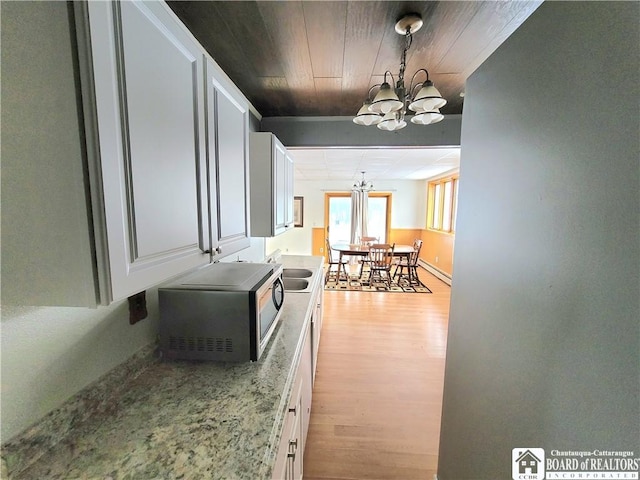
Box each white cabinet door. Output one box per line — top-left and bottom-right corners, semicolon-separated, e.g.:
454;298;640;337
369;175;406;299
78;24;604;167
249;132;295;237
88;1;209;302
272;319;314;479
299;322;313;460
285;152;295;228
273;373;303;480
205;59;250;259
275;141;288;233
311;288;324;384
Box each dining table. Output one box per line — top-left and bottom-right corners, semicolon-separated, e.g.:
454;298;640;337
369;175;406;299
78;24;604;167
330;243;416;282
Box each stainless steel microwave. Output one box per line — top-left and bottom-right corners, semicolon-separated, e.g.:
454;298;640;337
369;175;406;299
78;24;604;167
158;262;285;362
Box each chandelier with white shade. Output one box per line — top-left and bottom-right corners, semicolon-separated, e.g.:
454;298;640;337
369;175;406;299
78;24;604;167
353;13;447;132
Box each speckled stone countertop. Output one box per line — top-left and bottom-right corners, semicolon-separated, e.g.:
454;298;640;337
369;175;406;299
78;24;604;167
3;255;324;480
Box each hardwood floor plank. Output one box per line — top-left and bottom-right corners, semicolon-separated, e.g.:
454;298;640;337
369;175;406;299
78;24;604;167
303;268;450;479
304;447;438;479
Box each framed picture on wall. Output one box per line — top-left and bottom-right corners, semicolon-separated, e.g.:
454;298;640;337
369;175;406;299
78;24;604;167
293;196;303;227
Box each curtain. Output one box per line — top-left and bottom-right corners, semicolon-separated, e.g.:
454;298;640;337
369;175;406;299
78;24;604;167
350;190;369;244
350;191;359;244
349;190;370;266
362;191;369;239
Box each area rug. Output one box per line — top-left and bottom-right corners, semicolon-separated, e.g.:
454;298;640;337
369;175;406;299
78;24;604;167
324;271;432;293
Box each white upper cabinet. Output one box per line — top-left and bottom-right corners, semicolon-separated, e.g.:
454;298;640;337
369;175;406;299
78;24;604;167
285;151;295;229
205;59;251;259
274;141;288;233
250;132;295;237
86;1;211;302
2;1;254;306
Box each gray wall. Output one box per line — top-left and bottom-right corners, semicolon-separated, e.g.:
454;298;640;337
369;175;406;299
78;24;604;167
438;2;639;479
1;1;99;306
260;115;461;148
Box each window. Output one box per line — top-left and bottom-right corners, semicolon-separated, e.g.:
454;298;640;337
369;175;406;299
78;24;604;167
428;174;459;233
442;180;453;231
432;184;442;229
367;196;389;242
452;178;459;231
327;196;352;243
325;193;391;244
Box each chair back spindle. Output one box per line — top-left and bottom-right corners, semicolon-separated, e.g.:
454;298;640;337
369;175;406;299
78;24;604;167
368;243;395;286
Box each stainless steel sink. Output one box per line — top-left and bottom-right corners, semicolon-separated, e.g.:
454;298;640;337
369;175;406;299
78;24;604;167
282;268;313;278
282;277;311;292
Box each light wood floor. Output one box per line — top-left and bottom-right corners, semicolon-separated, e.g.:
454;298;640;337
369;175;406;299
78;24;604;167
303;266;450;480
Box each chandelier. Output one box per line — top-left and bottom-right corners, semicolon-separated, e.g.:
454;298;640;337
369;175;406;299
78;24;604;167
353;13;446;132
353;171;374;192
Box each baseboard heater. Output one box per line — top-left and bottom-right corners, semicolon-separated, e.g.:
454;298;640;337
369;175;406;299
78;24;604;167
418;259;452;286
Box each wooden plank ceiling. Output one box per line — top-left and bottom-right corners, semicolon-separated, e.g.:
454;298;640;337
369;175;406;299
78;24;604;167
167;1;542;118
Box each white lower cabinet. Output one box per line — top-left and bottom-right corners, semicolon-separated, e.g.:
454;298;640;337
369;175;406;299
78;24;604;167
300;321;313;452
273;367;304;480
311;288;324;384
272;272;324;479
273;312;315;479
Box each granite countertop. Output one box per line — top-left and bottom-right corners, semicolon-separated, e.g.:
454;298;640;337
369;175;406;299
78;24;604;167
4;255;324;480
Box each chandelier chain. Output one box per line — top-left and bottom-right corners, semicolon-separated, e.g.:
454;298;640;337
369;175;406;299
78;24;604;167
398;29;412;87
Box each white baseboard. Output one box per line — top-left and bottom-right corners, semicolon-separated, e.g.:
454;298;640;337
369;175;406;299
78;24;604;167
418;259;452;286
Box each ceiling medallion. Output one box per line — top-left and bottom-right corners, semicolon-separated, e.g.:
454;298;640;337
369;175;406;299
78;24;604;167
353;13;446;131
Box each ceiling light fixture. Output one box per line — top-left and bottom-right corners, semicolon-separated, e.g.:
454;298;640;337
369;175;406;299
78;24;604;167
352;13;446;131
353;171;374;192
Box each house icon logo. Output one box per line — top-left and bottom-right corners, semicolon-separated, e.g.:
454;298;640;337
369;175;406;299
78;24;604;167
512;448;545;480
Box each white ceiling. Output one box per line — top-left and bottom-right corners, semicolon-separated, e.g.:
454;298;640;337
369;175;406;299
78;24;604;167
288;147;460;182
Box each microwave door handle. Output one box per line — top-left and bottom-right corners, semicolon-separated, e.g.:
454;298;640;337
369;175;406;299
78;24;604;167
273;277;285;310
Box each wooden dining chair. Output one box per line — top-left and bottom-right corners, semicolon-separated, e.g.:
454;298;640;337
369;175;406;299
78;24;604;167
356;236;379;277
325;239;348;284
394;239;423;285
359;236;378;246
367;243;396;286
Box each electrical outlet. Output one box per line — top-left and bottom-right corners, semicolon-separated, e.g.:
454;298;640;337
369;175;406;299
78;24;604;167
128;291;148;325
435;256;439;263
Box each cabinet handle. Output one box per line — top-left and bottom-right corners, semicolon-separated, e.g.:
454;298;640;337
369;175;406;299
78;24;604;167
287;439;297;460
216;247;222;254
203;249;212;254
288;406;297;415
